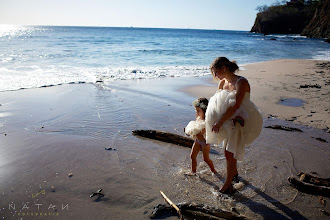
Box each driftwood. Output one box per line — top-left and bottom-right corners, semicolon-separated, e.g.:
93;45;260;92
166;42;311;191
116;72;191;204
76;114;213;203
288;177;330;197
264;125;302;132
132;130;194;148
150;202;247;220
160;191;184;220
298;172;330;187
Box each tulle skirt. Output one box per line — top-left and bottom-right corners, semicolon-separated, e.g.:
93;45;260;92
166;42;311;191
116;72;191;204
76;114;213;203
185;117;205;140
205;89;263;160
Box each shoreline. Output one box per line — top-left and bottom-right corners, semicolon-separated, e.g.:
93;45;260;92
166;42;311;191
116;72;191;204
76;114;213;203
181;59;330;131
0;59;329;219
1;58;329;93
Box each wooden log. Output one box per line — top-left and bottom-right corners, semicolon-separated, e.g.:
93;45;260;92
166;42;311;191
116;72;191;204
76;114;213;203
160;191;184;220
288;177;330;197
132;130;194;148
298;172;330;187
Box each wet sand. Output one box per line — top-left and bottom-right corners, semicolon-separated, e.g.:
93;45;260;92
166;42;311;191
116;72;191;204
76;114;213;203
0;59;329;220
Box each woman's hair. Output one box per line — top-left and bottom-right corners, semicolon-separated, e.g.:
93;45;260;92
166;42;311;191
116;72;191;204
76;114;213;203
210;57;239;78
192;97;208;114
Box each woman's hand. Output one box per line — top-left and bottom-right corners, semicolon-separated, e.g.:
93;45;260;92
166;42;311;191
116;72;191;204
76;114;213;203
212;122;222;133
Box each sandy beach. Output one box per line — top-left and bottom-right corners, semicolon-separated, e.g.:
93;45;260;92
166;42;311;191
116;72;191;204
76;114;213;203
0;59;329;220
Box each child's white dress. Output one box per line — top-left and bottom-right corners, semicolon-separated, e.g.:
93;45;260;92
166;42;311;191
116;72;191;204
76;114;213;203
205;89;263;161
185;117;205;140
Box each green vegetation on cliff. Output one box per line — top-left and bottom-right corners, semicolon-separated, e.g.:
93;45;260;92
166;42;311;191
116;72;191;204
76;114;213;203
251;0;329;38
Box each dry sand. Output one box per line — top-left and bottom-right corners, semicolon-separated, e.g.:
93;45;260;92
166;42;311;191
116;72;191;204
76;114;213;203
182;59;330;131
0;59;329;220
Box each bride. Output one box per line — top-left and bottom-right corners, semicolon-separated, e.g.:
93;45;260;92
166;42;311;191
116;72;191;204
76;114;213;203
205;57;263;194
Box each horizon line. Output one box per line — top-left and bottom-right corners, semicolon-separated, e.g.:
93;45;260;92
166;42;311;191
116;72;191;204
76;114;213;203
0;23;250;32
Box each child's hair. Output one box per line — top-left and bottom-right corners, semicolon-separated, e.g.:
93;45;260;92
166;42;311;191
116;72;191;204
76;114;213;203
192;97;208;114
210;57;239;79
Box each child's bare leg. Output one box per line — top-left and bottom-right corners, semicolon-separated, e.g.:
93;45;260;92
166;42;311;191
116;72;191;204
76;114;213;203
190;141;201;173
202;144;216;173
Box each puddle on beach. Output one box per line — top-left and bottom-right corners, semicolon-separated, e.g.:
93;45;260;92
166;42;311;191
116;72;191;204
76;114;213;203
277;98;305;107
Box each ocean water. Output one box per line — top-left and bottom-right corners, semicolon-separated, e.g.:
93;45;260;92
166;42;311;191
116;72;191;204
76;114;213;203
0;24;329;92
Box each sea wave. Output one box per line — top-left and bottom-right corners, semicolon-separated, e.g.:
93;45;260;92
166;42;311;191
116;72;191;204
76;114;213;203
0;65;211;92
312;50;330;60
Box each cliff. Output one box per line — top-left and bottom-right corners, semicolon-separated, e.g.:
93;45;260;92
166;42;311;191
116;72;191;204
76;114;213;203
301;0;330;38
251;0;329;39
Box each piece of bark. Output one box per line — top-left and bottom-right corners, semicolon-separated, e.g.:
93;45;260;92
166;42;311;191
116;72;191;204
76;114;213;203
298;172;330;187
265;125;302;132
288;177;330;197
132;130;194;147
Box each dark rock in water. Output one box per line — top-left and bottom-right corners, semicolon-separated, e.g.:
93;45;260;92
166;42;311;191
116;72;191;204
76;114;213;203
105;147;117;151
265;125;303;132
270;38;277;41
325;38;330;43
96;80;103;83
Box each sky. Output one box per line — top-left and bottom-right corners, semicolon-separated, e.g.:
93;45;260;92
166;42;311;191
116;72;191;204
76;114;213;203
0;0;280;31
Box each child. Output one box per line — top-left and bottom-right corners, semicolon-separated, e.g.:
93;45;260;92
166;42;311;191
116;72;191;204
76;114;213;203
185;97;216;175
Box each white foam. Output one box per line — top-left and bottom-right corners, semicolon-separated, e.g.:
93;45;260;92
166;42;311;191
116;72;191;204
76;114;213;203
312;50;330;60
0;65;211;92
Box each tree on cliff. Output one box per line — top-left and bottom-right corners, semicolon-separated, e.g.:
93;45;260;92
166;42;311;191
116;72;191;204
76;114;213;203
250;0;328;38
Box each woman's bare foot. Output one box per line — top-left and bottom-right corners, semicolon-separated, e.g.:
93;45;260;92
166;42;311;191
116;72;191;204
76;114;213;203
220;184;235;194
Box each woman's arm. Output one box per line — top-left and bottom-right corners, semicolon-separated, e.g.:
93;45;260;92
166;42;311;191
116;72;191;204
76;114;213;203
212;78;250;133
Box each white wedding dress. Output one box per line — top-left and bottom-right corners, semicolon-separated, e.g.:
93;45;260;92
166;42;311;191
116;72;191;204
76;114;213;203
205;89;263;160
